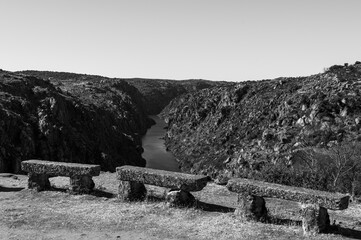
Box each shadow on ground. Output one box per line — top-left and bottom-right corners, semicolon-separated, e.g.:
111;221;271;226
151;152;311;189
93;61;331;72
144;195;235;213
42;186;116;198
195;200;235;213
91;189;116;198
0;185;25;192
330;226;361;239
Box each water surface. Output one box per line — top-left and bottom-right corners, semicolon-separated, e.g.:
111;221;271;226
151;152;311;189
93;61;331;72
142;116;179;172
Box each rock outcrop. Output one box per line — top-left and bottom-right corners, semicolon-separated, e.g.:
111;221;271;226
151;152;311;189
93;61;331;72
0;71;151;173
161;62;361;181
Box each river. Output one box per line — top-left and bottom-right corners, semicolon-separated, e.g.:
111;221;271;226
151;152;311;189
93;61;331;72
142;115;180;172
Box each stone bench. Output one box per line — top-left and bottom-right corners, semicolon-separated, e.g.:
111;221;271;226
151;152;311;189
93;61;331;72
21;160;101;194
226;178;350;235
116;165;208;206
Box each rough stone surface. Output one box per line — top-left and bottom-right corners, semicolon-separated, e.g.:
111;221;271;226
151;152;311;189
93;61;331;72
69;175;95;194
301;204;330;235
227;178;349;210
21;160;101;177
116;165;208;192
118;180;147;201
160;62;361;183
0;71;152;173
28;173;51;191
235;194;268;222
166;190;196;207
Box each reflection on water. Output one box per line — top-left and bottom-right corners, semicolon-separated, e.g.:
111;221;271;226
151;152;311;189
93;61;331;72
142;115;180;172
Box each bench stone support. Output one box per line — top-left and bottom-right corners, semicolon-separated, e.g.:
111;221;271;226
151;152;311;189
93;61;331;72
166;189;196;207
69;175;95;194
235;193;268;221
301;204;330;236
28;172;51;191
116;165;208;206
22;160;101;194
118;180;147;201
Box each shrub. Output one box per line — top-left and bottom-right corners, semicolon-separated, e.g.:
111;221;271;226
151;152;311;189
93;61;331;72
234;141;361;198
328;64;344;72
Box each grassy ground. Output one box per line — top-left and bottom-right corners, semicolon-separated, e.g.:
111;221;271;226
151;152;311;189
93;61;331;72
0;172;360;240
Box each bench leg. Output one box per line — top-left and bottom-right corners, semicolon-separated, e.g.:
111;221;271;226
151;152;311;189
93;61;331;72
69;175;95;194
235;194;268;221
301;204;330;235
118;181;146;201
166;190;196;207
28;173;51;191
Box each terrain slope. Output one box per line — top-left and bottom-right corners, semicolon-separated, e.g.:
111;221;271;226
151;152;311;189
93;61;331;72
0;70;150;172
161;62;361;180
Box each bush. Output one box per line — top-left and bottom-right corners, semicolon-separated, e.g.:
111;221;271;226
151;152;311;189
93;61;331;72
250;163;330;191
240;142;361;197
328;64;344;72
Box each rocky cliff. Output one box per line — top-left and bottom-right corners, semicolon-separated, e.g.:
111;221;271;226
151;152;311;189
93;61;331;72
161;62;361;179
0;70;151;173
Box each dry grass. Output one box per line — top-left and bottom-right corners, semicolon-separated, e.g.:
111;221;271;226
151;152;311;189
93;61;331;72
0;173;359;239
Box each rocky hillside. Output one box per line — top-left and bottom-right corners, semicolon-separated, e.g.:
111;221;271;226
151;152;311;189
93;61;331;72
2;70;228;174
124;78;232;114
161;62;361;179
0;70;152;173
20;71;231;116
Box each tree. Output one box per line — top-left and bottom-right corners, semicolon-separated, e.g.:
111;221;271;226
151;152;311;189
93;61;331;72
290;141;361;198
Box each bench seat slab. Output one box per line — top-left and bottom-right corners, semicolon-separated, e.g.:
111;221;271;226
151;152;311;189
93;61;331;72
227;178;349;210
116;165;208;192
21;160;101;177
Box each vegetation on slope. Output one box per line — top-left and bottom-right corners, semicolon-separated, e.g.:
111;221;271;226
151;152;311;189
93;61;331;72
0;70;150;172
161;62;361;195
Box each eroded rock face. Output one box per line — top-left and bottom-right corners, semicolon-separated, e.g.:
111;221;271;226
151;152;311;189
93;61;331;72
0;71;150;173
160;62;361;180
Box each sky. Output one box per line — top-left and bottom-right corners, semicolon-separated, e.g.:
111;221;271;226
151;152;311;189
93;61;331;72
1;0;361;82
